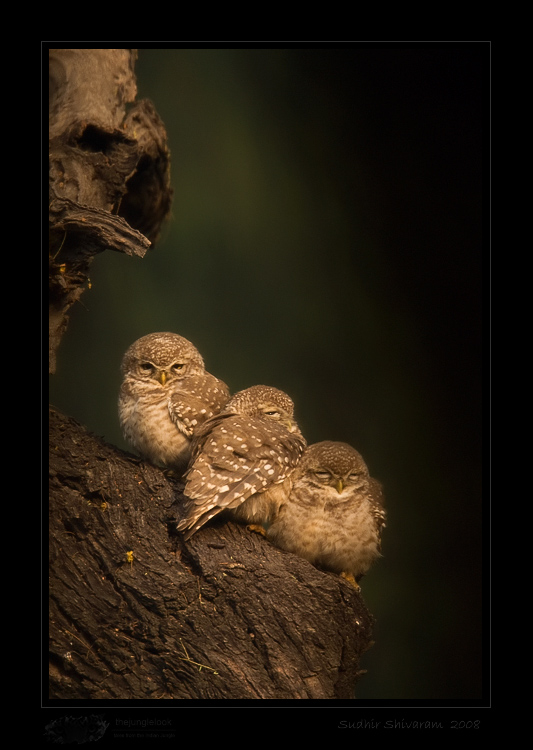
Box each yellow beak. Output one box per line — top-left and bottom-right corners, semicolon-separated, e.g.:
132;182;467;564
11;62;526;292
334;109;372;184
158;370;168;386
335;479;344;494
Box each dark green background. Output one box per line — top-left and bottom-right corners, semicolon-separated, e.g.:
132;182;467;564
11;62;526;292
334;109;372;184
49;46;485;700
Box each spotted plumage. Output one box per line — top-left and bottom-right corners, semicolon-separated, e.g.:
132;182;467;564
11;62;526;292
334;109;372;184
267;441;386;583
177;385;307;539
118;332;229;473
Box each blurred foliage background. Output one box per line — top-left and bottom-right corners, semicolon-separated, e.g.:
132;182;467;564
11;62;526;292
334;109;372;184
49;46;485;700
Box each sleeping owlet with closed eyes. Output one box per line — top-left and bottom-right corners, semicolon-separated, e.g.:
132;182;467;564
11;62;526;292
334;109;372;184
267;440;386;585
177;385;307;539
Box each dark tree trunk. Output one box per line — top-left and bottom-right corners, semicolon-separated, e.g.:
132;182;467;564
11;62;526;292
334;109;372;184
49;407;375;700
47;48;376;701
48;48;172;374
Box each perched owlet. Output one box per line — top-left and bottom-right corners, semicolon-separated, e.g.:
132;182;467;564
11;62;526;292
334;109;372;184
177;385;307;540
267;441;386;584
118;332;230;473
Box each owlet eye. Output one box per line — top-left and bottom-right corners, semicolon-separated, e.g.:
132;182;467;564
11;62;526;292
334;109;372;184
314;471;331;482
172;363;185;372
140;362;155;374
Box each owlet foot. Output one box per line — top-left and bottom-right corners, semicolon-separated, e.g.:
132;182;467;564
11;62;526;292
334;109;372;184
341;571;360;590
247;524;267;537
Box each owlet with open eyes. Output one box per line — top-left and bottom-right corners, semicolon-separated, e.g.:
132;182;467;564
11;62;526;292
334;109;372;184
177;385;307;540
267;441;386;584
118;332;230;473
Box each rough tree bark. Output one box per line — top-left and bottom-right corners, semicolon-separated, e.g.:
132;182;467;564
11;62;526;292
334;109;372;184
49;407;375;700
48;48;376;701
48;48;172;374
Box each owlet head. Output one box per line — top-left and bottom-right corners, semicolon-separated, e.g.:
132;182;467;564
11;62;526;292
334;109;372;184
121;332;205;386
223;385;299;433
300;441;370;494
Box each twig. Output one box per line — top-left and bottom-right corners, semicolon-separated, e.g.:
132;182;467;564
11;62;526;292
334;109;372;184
178;639;219;674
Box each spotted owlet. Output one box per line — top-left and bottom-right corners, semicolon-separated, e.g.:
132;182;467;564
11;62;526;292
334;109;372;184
177;385;307;540
267;441;386;584
118;332;230;473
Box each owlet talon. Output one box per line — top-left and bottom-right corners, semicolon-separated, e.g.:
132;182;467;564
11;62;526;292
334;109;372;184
247;524;267;537
340;571;360;590
162;468;181;479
